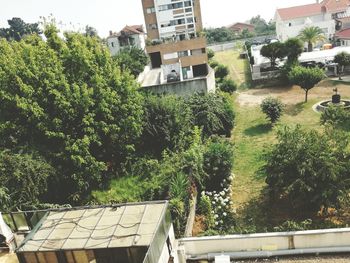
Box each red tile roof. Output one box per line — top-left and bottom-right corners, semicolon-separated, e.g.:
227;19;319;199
322;0;350;12
276;0;350;21
276;3;323;20
335;28;350;39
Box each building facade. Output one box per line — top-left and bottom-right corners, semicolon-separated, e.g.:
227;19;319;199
141;0;208;80
275;0;350;42
107;25;146;56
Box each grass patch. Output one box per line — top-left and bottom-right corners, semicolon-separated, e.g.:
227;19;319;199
231;96;323;230
214;49;250;89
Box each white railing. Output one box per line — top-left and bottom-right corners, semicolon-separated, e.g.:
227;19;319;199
178;228;350;261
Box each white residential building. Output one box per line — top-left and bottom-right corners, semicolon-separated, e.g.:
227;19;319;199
107;25;146;56
275;0;350;42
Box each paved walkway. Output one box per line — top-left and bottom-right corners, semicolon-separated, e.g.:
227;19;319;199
141;68;161;87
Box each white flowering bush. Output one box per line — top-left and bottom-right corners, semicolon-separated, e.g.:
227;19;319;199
200;174;235;232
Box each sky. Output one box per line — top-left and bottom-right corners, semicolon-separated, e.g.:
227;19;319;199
0;0;315;37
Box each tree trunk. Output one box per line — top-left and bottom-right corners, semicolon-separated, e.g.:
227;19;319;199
339;65;344;80
308;42;313;52
305;89;309;103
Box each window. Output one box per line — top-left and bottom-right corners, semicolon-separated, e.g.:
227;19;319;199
185;7;192;12
288;22;292;27
178;50;189;57
187;24;194;29
111;42;114;47
187;17;194;23
148;24;158;29
184;0;192;7
146;7;155;13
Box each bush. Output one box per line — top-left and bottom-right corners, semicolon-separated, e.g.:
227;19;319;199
207;48;215;60
260;97;284;124
209;60;219;69
186;93;235;138
198;194;215;229
320;105;350;129
0;150;55;211
262;126;350;212
203;137;234;191
140;95;193;157
215;64;229;80
219;78;237;94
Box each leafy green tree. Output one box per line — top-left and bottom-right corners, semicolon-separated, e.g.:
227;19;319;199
186;93;235;138
0;150;55;211
260;42;287;68
0;17;41;41
84;25;98;37
334;52;350;80
260;97;284;124
114;46;149;77
284;38;304;64
140;95;193;158
320;105;350;130
298;26;326;52
219;78;237;94
203;136;234;191
0;25;144;202
207;48;215;60
215;64;229;80
262;126;350;212
203;27;236;44
288;65;324;102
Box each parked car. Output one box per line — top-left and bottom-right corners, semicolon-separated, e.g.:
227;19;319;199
167;70;180;83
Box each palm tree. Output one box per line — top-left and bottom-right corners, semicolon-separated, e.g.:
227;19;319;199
298;26;326;52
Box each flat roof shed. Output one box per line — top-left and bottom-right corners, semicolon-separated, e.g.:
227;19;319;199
15;201;171;263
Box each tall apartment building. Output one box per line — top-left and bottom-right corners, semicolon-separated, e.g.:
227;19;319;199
141;0;208;80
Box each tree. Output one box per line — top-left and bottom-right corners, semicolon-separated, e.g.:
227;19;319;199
298;26;326;52
114;47;149;77
186;93;235;138
260;42;287;68
215;64;229;80
219;78;237;94
0;150;55;211
84;25;98;37
0;25;144;202
203;27;236;44
284;38;304;64
334;52;350;80
0;17;41;41
288;66;325;102
203;136;234;191
249;15;268;34
262;126;350;212
260;97;284;124
140;95;193;158
207;48;215;60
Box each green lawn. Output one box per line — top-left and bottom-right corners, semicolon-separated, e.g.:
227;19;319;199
215;49;330;229
214;49;251;88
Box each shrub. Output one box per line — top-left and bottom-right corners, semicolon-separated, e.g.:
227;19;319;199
198;194;215;229
186;93;235;138
219;78;237;94
260;97;284;124
209;60;219;69
320;105;350;127
215;64;229;80
207;48;215;60
140;95;193;157
203;137;234;191
262;126;350;212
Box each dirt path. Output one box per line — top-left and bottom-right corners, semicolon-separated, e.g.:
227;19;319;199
237;81;350;106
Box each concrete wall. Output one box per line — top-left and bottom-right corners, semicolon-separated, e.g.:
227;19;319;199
143;66;215;96
179;228;350;259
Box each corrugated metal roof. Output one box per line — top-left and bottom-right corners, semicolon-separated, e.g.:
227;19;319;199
16;201;168;252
